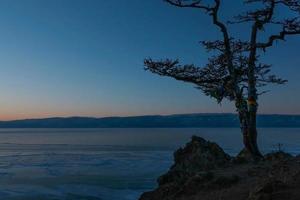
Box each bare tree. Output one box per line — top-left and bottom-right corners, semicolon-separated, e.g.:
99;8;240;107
144;0;300;159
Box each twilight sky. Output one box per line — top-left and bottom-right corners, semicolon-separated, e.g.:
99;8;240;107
0;0;299;120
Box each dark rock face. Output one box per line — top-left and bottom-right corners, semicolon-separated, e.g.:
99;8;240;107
264;151;293;161
158;136;231;185
248;179;289;200
139;136;300;200
140;136;233;200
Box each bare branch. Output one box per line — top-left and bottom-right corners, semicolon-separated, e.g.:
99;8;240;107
165;1;234;75
257;17;300;49
230;0;276;25
164;0;212;11
275;0;300;12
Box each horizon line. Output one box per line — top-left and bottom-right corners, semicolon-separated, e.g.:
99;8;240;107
1;112;300;122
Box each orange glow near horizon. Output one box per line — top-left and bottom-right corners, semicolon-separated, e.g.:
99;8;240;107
0;110;122;121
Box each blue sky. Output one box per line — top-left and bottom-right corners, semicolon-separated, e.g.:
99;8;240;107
0;0;299;120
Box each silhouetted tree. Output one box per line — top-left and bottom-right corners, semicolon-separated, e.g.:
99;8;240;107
145;0;300;159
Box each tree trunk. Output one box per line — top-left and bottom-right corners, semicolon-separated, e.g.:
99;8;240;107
248;107;261;157
235;96;262;159
240;22;262;159
238;110;262;159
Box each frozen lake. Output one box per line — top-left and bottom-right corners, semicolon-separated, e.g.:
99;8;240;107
0;128;299;200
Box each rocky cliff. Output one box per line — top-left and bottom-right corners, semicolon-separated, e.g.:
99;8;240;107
139;136;300;200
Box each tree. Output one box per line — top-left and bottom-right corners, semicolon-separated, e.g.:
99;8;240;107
144;0;300;159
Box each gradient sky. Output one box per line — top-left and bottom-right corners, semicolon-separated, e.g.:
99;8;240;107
0;0;299;120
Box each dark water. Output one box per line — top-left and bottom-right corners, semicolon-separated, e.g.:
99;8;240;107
0;128;299;200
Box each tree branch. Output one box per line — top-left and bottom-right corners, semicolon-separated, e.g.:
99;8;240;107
257;27;300;49
164;0;212;11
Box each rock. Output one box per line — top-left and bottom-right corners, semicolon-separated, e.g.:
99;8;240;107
139;183;179;200
264;151;293;162
158;136;231;185
212;174;240;188
248;179;288;200
139;137;300;200
235;148;262;163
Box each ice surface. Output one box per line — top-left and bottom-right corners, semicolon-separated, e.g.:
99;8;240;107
0;144;172;200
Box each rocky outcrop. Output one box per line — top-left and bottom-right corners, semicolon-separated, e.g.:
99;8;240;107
158;136;231;186
139;136;300;200
248;157;300;200
264;151;293;161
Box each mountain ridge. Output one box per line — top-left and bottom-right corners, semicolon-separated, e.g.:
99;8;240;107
0;113;299;128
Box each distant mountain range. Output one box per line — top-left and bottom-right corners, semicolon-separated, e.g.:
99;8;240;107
0;113;299;128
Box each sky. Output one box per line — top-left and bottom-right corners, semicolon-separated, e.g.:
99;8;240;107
0;0;299;120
